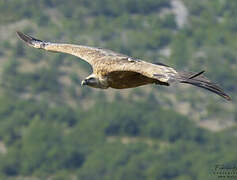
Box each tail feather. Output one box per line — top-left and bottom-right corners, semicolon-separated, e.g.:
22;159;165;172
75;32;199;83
188;70;205;79
178;71;231;101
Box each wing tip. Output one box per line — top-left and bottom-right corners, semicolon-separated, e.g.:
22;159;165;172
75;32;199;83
16;31;33;45
223;94;231;101
16;31;45;49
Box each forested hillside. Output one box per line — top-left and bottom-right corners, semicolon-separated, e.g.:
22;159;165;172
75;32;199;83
0;0;236;179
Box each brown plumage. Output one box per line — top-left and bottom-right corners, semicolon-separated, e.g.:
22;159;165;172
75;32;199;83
16;31;231;101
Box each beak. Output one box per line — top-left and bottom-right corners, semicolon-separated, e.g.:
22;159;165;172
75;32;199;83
81;80;86;86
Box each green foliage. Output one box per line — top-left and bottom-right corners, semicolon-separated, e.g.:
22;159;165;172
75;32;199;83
0;0;236;179
0;97;84;177
20;117;83;175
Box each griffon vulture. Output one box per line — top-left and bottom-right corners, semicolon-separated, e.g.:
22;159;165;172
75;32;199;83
16;31;231;101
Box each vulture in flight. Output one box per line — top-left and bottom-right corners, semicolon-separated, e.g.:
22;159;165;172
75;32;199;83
17;31;231;101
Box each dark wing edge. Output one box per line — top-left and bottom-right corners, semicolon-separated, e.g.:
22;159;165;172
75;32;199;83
152;62;231;101
16;31;98;65
178;71;231;101
16;31;46;48
16;31;133;66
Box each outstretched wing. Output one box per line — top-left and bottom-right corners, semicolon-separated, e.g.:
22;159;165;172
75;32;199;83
16;31;129;67
99;57;178;84
17;31;177;84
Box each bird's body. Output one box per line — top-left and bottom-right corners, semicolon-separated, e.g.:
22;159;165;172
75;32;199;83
17;31;231;100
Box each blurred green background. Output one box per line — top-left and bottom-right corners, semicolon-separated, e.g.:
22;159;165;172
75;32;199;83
0;0;236;179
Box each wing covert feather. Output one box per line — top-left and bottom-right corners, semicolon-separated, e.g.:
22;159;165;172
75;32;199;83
97;57;178;83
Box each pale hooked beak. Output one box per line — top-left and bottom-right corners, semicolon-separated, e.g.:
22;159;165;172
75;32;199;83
81;80;86;86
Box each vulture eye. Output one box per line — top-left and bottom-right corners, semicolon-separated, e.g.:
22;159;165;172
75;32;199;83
87;77;97;84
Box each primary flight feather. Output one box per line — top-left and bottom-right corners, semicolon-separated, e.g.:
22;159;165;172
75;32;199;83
16;31;231;101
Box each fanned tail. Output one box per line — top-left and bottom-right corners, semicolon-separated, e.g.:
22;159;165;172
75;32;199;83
177;71;231;101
